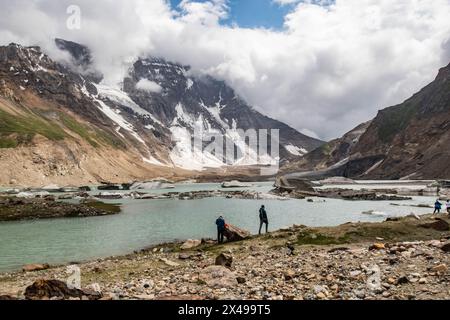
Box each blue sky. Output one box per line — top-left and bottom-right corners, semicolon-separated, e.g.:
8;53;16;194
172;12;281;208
169;0;297;29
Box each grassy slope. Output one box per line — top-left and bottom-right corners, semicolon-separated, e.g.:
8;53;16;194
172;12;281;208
0;107;124;150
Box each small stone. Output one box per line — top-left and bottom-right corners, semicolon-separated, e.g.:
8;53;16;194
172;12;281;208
143;281;154;289
429;240;442;247
313;285;327;295
432;264;448;274
133;294;155;300
316;292;326;299
369;243;385;251
350;270;362;278
159;258;180;267
284;270;296;281
396;276;409;285
236;277;246;284
215;253;233;268
326;274;335;281
353;289;366;299
419;278;428;284
441;243;450;253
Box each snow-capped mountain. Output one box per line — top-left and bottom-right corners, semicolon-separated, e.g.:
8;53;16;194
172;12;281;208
0;40;323;185
119;56;323;170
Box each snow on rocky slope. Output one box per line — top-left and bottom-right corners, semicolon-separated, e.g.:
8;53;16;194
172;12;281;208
1;40;324;174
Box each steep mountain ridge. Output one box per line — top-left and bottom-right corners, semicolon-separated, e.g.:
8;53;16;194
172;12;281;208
0;43;183;186
0;41;323;186
283;63;450;180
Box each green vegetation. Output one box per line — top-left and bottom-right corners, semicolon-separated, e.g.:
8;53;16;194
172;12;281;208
342;225;410;242
0;108;126;150
59;113;99;148
320;143;332;156
377;102;418;143
297;231;350;246
84;201;122;214
0;109;66;147
94;128;127;149
60;112;127;149
0;137;18;149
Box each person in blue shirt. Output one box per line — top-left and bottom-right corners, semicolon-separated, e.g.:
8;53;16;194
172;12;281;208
216;216;226;244
434;200;443;214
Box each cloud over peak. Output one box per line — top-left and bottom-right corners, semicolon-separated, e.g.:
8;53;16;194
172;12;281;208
1;0;449;140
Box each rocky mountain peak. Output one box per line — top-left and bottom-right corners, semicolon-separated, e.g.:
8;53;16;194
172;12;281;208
0;40;324;183
54;38;103;83
283;60;450;180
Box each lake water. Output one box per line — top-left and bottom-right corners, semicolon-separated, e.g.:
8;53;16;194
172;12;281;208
0;182;437;272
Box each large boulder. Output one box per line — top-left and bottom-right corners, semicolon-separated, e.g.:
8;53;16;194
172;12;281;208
221;181;252;188
215;253;233;268
22;264;50;272
441;243;450;253
274;176;315;193
199;266;238;289
223;225;251;242
24;279;102;300
181;239;202;250
420;219;450;231
130;180;175;190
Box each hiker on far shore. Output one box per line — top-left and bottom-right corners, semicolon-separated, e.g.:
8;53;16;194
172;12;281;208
259;205;269;235
216;215;226;244
434;200;442;214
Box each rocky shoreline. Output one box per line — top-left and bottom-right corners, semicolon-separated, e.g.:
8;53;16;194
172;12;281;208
1;213;450;300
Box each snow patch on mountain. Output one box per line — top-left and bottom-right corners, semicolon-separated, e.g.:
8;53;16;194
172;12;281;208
93;97;146;145
95;84;163;126
285;144;308;156
172;103;196;128
169;126;224;171
186;78;194;90
200;101;229;130
143;156;170;167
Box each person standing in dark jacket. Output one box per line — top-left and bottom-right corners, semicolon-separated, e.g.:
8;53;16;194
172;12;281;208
434;200;443;214
216;216;226;244
259;205;269;235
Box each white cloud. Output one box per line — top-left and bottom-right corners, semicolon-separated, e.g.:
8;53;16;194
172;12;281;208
300;128;320;140
136;79;163;93
178;0;229;26
0;0;450;140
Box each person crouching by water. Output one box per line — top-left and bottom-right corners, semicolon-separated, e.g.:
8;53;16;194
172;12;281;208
259;205;269;235
434;199;443;214
216;215;226;244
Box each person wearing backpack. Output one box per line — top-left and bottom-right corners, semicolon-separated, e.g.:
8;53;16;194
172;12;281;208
216;215;226;244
